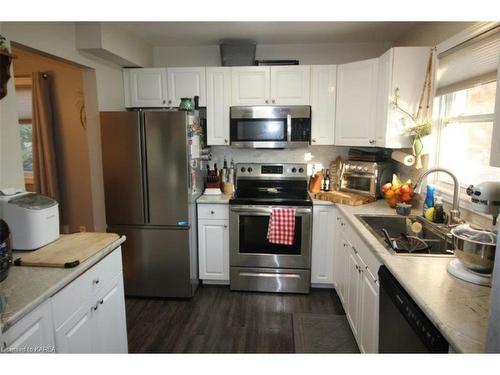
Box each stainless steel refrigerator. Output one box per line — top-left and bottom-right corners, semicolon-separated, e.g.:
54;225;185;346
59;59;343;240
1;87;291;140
100;110;203;298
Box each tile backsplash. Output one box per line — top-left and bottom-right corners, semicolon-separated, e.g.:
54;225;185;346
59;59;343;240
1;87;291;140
209;145;350;175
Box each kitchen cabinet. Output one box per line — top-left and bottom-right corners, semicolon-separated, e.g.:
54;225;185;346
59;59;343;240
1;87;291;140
375;47;431;148
333;212;381;353
1;300;55;353
311;205;336;285
490;55;500;167
206;67;231;146
124;68;168;108
231;66;310;106
310;65;337;145
167;67;207;107
197;204;230;283
270;65;311;105
335;58;379;146
52;248;128;353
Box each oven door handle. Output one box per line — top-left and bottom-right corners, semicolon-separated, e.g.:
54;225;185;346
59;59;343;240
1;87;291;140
286;114;292;142
342;173;376;178
230;206;312;214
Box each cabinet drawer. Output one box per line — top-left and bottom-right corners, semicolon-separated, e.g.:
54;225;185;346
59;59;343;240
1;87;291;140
51;248;123;329
347;226;381;279
197;204;229;220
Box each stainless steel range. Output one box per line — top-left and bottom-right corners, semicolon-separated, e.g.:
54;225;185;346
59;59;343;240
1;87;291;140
229;163;312;294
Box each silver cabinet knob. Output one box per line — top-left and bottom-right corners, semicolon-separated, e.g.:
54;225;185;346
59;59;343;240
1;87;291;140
93;278;100;285
99;299;104;305
2;342;7;351
210;210;215;214
272;99;275;104
265;99;269;104
162;100;166;104
369;139;376;144
168;100;172;104
312;139;316;143
224;139;228;144
224;224;228;229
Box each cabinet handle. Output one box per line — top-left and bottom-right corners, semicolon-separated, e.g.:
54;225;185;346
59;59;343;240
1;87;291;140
2;341;6;351
224;139;228;144
265;99;269;104
168;100;172;104
272;99;276;104
93;278;100;285
162;100;166;104
369;139;376;144
210;210;215;214
224;225;228;229
99;299;104;305
91;303;99;311
312;139;316;143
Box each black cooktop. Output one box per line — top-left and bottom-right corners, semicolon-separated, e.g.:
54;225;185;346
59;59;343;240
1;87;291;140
229;197;312;206
230;178;311;206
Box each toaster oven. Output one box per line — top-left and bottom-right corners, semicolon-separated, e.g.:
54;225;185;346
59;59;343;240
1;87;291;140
341;161;394;198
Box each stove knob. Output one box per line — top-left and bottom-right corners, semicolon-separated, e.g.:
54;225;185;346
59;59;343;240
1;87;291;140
292;168;297;173
363;167;369;172
298;168;304;173
356;166;363;171
248;167;253;173
240;167;246;173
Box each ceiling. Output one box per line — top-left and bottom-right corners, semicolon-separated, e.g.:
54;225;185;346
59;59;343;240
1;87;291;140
111;22;424;46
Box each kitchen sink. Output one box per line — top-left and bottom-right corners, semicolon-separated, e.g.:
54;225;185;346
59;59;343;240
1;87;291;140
356;214;454;256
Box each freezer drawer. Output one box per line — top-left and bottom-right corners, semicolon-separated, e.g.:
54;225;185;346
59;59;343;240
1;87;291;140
108;226;197;298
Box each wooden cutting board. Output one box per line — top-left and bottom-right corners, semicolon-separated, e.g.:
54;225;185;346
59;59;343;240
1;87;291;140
311;190;375;206
14;232;120;268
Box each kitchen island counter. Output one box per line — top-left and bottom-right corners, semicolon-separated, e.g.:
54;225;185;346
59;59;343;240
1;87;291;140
0;234;126;333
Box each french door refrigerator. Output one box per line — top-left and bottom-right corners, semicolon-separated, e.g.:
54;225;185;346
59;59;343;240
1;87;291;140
100;110;203;298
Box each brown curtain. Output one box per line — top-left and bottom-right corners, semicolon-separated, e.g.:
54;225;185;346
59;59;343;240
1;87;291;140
32;72;60;202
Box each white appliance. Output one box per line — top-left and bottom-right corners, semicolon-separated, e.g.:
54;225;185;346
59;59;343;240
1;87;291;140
0;191;59;250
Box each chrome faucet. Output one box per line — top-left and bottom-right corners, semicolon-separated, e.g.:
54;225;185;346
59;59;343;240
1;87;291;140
414;168;461;225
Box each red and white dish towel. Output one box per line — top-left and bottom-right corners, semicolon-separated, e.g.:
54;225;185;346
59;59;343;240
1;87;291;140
267;208;296;245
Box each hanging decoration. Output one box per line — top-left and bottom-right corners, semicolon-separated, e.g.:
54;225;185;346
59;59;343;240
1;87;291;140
391;48;435;169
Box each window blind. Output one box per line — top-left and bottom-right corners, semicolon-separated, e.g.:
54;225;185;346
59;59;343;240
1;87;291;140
437;28;500;96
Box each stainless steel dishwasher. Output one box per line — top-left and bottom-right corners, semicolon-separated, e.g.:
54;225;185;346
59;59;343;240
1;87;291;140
378;266;449;353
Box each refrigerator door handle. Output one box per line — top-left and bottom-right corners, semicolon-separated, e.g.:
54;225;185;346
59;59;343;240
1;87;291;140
140;112;150;224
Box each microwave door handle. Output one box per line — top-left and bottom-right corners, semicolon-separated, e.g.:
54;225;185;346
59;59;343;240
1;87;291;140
287;114;292;142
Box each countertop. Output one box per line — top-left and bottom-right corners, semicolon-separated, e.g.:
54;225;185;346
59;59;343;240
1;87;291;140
0;234;126;333
325;199;490;353
197;193;232;204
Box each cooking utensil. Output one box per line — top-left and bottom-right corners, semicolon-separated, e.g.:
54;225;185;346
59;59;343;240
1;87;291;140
381;228;431;254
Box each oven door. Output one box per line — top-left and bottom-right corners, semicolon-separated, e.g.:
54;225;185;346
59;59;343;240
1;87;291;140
229;205;312;269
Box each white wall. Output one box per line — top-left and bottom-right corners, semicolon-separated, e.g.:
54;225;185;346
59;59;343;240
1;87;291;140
154;42;393;67
0;24;24;189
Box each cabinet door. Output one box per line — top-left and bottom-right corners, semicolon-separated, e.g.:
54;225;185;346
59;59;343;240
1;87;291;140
311;65;336;145
54;306;94;353
206;67;231;146
167;67;207;107
2;300;55;353
311;206;335;284
231;66;270;105
333;219;345;301
345;245;361;338
335;58;379;146
359;270;379;353
198;219;229;281
124;68;168;108
270;65;311;105
93;276;128;353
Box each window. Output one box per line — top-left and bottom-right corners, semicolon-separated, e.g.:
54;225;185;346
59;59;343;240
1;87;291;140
14;76;34;186
434;80;500;188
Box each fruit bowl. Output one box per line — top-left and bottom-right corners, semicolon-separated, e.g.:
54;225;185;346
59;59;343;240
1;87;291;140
382;175;415;208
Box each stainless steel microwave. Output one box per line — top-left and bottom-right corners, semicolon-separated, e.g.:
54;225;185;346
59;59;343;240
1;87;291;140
230;106;311;149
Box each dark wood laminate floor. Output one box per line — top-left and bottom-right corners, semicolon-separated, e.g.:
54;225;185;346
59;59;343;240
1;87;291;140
126;285;346;353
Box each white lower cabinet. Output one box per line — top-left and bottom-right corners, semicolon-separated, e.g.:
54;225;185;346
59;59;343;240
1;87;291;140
311;205;336;285
1;247;128;354
2;300;55;353
334;213;381;353
197;204;230;283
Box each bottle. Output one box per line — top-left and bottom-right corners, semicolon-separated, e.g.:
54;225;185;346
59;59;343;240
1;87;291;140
324;169;331;191
434;196;445;224
423;184;435;220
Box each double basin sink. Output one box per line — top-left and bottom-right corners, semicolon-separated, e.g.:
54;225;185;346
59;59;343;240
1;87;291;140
356;214;455;257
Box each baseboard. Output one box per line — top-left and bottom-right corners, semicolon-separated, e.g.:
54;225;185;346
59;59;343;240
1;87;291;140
202;279;230;285
311;283;335;289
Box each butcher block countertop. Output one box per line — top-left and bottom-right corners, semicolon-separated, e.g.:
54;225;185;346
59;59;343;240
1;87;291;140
0;233;125;333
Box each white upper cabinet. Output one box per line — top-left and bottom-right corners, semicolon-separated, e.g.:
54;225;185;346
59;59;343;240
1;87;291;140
206;67;231;146
124;68;168;108
311;65;337;145
231;66;271;105
231;66;310;106
167;67;207;107
270;65;311;105
335;58;379;147
375;47;431;148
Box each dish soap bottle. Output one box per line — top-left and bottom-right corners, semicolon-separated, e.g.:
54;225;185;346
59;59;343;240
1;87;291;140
423;184;435;221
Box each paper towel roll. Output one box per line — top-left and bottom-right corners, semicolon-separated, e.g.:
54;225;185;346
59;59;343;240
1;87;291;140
391;150;415;166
